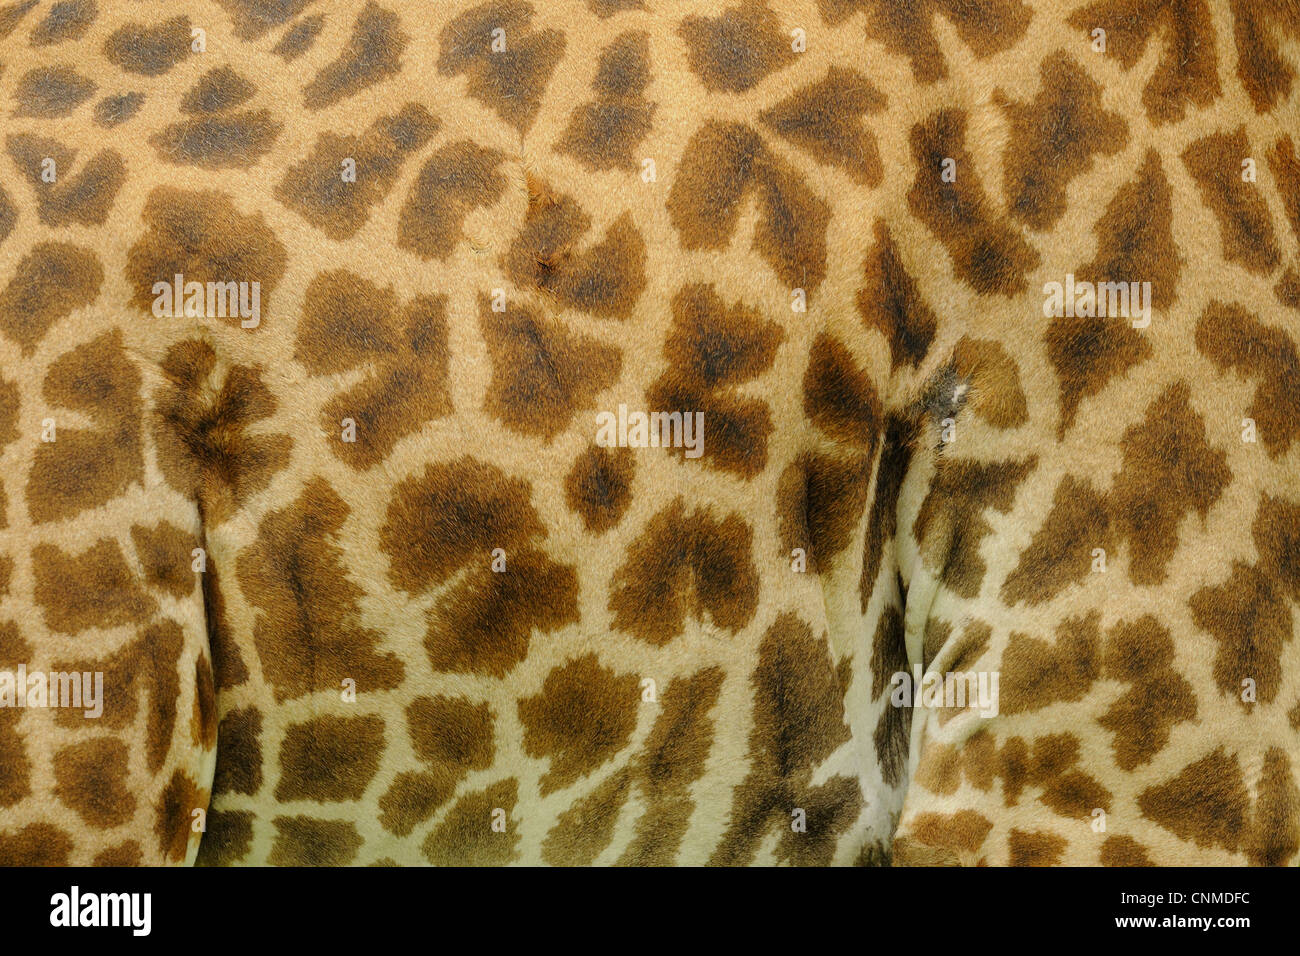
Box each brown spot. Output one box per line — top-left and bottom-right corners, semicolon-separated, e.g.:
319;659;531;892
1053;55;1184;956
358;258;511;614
425;547;579;677
0;823;72;865
1002;476;1112;605
616;666;726;866
777;452;869;573
152;339;292;524
194;811;253;866
1068;0;1220;123
303;2;406;109
13;66;95;117
679;2;795;93
103;16;192;75
857;222;937;371
760;67;885;184
397;140;508;259
1229;0;1300;112
504;193;647;319
93;842;142;867
609;499;759;646
155;770;205;862
237;479;404;702
1009;829;1067;866
995;52;1128;229
54;737;134;827
564;444;634;533
0;710;31;807
1045;315;1152;438
803;333;882;448
151;110;281;170
1100;835;1154;866
276;714;385;802
269;816;362;866
907;109;1040;295
279;105;438;240
436;0;564;133
8;133;124;227
422;778;520;865
295;271;453;468
543;770;630;866
893;810;993;865
589;0;643;14
51;619;183;772
131;521;196;599
1269;135;1300;244
273;15;323;59
214;0;315;39
1111;382;1230;584
1190;563;1290;706
519;654;639;794
860;416;919;607
126;187;287;327
668;120;829;292
1256;494;1300;602
1244;748;1300;866
181;66;255;114
0;241;103;355
30;0;97;46
93;92;143;127
0;185;14;246
913;456;1037;598
479;296;621;440
1098;616;1197;769
1075;150;1179;310
711;614;860;865
212;707;261;796
1000;613;1102;715
1138;748;1248;853
557;31;656;171
952;336;1028;429
192;656;217;749
407;696;495;773
871;608;913;788
380;456;545;593
33;539;155;635
1195;301;1300;458
1183;128;1280;273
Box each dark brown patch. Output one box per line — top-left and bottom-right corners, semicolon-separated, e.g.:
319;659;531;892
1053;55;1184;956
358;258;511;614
0;710;30;807
760;67;886;185
519;654;639;794
1000;613;1102;714
543;770;630;866
1244;748;1300;866
1008;828;1067;866
6;133;125;227
0;241;103;354
1001;475;1112;605
276;714;385;801
1100;835;1154;866
126;187;287;327
870;603;912;788
191;656;217;749
1100;616;1198;769
0;823;72;866
152;339;292;525
181;66;256;113
194;810;253;866
556;31;655;171
131;521;196;599
295;271;452;468
1183;128;1281;273
269;816;362;865
478;295;621;440
1045;314;1152;438
273;14;324;59
380;456;545;593
892;810;993;865
236;478;404;702
609;498;759;645
398;140;508;259
1268;135;1300;244
679;2;795;93
33;539;155;634
93;842;142;867
54;737;134;827
279;105;438;240
155;770;205;862
1111;382;1230;584
857;222;937;371
711;614;860;865
1138;748;1248;853
436;0;565;133
1195;301;1300;458
422;778;520;865
303;2;406;109
564;444;634;533
952;337;1028;429
860;416;919;608
212;707;262;796
151;111;281;170
93;91;143;127
215;0;315;40
995;52;1128;229
907;109;1040;295
1075;149;1179;310
803;333;882;449
13;66;96;117
1068;0;1220;123
667;120;829;292
1190;563;1290;706
1229;0;1300;113
30;0;97;46
777;451;870;573
103;16;192;76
